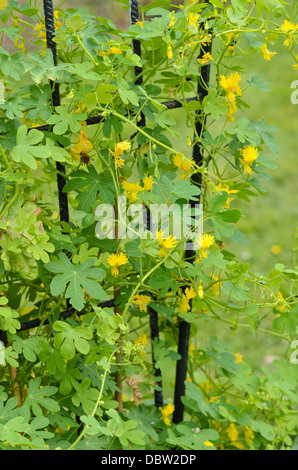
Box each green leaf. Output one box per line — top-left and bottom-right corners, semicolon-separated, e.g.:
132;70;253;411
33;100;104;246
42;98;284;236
247;76;271;92
23;378;59;417
23;84;52;120
117;77;139;106
12;125;50;169
227;117;259;144
80;415;113;437
71;377;99;414
203;89;227;120
53;321;93;360
46;252;106;311
46;106;86;135
83;84;117;108
167;423;219;450
12;336;42;362
0;52;25;80
26;50;65;84
0;417;29;446
63;166;115;211
45;138;70;162
163;176;201;200
0;301;20;334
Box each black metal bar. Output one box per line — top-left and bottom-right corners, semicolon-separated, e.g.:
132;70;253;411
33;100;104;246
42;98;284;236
148;306;164;408
27;97;198;133
129;0;163;408
15;298;116;333
43;0;69;224
173;4;212;424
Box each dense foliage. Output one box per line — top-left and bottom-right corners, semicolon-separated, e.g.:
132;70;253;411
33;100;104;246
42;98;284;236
0;0;297;450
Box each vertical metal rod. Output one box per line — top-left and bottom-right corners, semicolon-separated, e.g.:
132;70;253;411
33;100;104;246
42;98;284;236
148;306;164;408
173;6;212;424
129;0;163;408
43;0;69;224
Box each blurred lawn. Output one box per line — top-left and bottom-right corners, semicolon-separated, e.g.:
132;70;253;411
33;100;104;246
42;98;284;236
56;0;297;369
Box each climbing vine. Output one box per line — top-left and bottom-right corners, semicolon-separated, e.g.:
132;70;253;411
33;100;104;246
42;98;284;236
0;0;297;451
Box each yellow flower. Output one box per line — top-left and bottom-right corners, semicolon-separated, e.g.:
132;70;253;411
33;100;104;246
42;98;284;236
198;52;213;65
219;72;241;99
108;47;122;55
226;45;236;57
107;252;129;277
226;424;246;450
189;343;195;356
179;294;191;314
270;244;282;255
71;129;93;160
196;232;215;259
179;286;196;314
21;307;35;316
216;181;239;208
185;286;196;300
132;294;151;313
169;11;176;28
277;291;287;313
187;12;200;27
111;141;131;169
210;274;222;296
34;10;62;56
200;381;212;393
204;440;214;447
67;89;75;99
114;141;131;153
244;426;254;446
259;42;277;61
280;21;298;46
167;42;173;59
172;154;194;179
0;0;8;9
134;332;149;347
227;423;239;442
14;36;26;53
234;352;243;364
219;72;242;122
157;230;177;257
142;174;154;191
135;20;143;28
122;180;143;203
160;403;175;426
280;19;298;33
208;396;219;403
223;32;239;56
198;280;204;299
240;145;259;174
199;33;212;46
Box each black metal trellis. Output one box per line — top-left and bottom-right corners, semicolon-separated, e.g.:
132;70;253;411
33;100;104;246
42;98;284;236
1;0;213;423
173;30;212;424
43;0;69;225
129;0;163;409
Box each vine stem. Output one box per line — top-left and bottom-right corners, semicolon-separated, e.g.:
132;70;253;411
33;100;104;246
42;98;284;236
114;204;123;412
99;107;207;176
67;351;115;451
120;241;185;321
